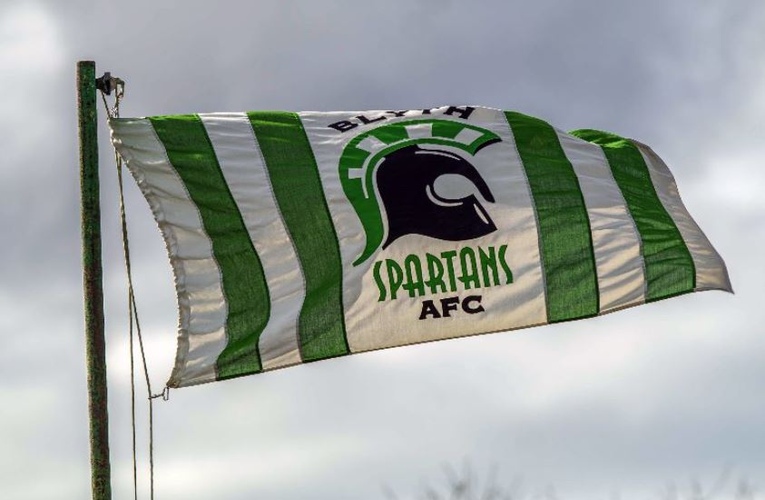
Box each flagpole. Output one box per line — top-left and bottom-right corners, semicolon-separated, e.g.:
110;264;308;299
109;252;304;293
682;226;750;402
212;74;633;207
78;60;112;500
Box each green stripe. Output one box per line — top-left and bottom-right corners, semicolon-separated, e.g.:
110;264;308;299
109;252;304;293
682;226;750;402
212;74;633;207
505;112;599;322
571;129;695;301
247;111;349;361
149;115;270;380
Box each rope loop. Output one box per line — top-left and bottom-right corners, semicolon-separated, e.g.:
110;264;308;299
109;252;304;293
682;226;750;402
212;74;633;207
151;387;170;402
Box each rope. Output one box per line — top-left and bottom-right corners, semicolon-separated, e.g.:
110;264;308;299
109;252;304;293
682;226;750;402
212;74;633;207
100;77;165;500
128;257;137;500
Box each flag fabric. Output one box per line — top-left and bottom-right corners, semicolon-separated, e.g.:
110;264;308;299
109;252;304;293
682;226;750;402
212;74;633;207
109;105;732;388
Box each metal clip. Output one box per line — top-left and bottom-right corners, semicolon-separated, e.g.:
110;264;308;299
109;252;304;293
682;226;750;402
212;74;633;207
95;72;125;98
150;386;171;402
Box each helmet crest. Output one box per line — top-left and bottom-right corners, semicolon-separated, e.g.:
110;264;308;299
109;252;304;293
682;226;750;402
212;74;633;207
339;119;501;265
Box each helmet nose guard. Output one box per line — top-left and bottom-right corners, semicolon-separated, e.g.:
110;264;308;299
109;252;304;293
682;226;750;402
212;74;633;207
376;145;497;249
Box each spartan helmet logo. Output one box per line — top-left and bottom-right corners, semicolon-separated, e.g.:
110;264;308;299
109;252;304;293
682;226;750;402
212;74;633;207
339;119;502;265
377;145;496;249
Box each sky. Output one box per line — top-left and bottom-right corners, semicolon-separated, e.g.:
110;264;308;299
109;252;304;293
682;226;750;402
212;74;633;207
1;1;763;498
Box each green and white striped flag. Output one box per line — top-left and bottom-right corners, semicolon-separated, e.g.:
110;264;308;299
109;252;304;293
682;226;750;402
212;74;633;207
109;105;731;388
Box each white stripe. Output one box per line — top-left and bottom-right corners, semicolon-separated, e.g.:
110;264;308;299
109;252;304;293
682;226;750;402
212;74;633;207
200;113;305;370
347;167;364;179
109;118;226;387
557;130;647;312
634;141;733;293
453;127;482;145
404;123;432;139
199;113;305;370
356;136;386;152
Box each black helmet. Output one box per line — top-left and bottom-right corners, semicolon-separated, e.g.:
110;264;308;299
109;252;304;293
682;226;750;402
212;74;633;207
376;145;497;248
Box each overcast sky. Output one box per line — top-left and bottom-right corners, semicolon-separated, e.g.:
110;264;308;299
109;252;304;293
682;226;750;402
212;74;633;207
1;1;763;499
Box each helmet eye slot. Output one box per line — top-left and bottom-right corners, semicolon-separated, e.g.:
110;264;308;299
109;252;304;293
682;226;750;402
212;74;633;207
431;173;481;202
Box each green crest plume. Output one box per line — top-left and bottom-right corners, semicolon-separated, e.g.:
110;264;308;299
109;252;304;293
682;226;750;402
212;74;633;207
338;119;501;265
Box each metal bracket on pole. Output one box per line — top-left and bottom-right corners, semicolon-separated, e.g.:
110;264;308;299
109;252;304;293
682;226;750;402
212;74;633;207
78;60;112;500
95;72;125;98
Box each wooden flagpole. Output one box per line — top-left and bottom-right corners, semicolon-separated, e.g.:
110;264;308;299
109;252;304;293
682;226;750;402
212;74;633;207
77;60;112;500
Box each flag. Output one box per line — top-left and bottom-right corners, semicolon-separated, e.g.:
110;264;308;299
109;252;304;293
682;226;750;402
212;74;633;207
109;105;732;388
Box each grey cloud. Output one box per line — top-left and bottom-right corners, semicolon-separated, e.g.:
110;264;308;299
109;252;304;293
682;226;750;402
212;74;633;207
1;1;763;498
